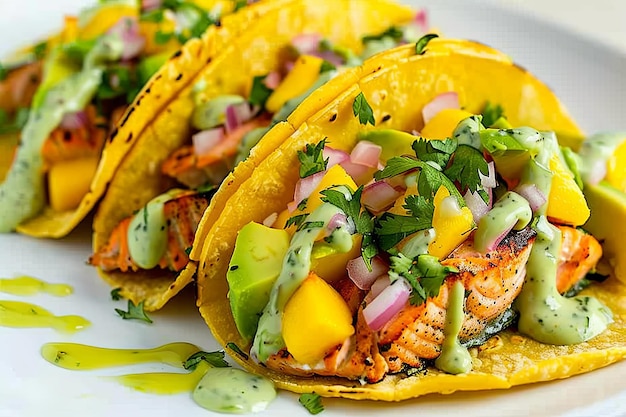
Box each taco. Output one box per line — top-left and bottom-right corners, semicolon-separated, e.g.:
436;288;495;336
195;38;626;400
0;0;261;237
88;0;422;310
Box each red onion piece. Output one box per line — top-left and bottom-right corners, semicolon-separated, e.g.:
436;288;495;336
463;189;489;223
192;128;224;157
362;180;403;212
480;161;497;189
340;160;375;185
323;146;349;169
293;170;325;207
483;222;515;252
514;183;547;212
365;274;391;303
141;0;162;12
108;17;146;60
291;33;322;55
263;71;282;90
347;256;388;291
224;103;254;134
350;140;382;168
262;212;278;227
60;110;88;130
422;91;459;125
414;9;429;33
325;212;355;236
363;278;411;331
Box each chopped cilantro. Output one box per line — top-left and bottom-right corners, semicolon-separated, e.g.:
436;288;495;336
481;102;505;128
140;8;165;23
353;92;375;126
226;342;249;360
389;253;458;305
297;140;328;178
234;0;248;11
184;247;193;256
97;66;135;100
412;137;457;167
183;350;230;370
0;63;7;81
362;26;404;43
33;41;48;59
404;194;435;219
297;221;325;232
110;288;123;301
115;300;153;323
320;186;377;269
285;214;307;229
299;393;324;415
174;3;217;43
319;60;336;73
444;144;489;194
297;198;308;211
248;75;274;108
375;213;432;251
415;33;438;55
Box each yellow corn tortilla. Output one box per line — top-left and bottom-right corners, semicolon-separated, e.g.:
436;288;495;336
90;0;417;311
14;0;277;238
196;39;626;400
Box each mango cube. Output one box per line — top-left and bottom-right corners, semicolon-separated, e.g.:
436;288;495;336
421;109;474;139
546;154;590;226
265;55;324;113
429;186;475;259
48;157;99;212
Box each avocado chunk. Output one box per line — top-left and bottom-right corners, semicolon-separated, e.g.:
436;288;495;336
584;181;626;284
357;129;416;163
227;222;290;343
192;95;246;130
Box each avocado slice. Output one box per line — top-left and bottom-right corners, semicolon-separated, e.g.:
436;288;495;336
357;129;417;162
583;181;626;284
227;222;290;343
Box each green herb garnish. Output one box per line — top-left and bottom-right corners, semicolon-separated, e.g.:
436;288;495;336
140;8;165;23
115;300;153;323
352;92;375;126
389;253;458;305
226;342;249;360
362;26;404;43
297;139;328;178
33;41;48;59
415;33;438;55
319;60;336;73
248;74;274;108
285;214;307;229
299;393;324;415
0;63;7;81
110;288;123;301
481;102;505;127
444;144;490;194
154;30;175;45
412;137;457;167
183;350;229;370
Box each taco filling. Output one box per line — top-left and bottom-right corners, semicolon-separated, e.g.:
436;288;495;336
0;0;249;234
90;18;427;275
224;106;613;382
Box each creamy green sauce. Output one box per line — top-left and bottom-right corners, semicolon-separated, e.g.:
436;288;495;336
435;280;472;374
474;191;532;252
193;367;276;414
0;33;124;232
127;189;185;269
578;132;626;184
252;192;354;363
453;115;483;149
399;228;435;258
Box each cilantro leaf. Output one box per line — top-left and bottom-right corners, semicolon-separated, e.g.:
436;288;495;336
285;214;307;229
376;213;431;251
403;195;435;219
115;300;153;323
33;41;47;59
481;101;505;128
389;253;458;305
412;138;457;167
110;288;123;301
352;92;375;126
155;30;175;45
299;393;324;415
298;140;328;178
140;8;165;23
183;350;230;370
320;186;377;269
375;155;421;180
184;246;193;256
226;342;249;360
0;63;7;81
248;75;274;108
319;60;336;73
298;221;325;232
362;26;404;43
415;33;438;55
444;144;489;194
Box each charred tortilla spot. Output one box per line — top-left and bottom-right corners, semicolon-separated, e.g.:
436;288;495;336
381;114;391;122
329;113;337;122
109;127;118;143
155;74;163;81
171;50;182;59
125;132;133;143
175;73;183;81
120;107;135;127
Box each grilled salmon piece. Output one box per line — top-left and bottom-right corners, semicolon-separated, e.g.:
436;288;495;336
89;191;211;273
161;115;271;188
0;61;42;114
264;226;602;382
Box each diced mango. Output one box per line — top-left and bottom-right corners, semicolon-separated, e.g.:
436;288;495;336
265;55;324;113
48;157;99;212
606;138;626;192
79;4;138;40
282;272;355;365
546;154;590;226
311;234;362;283
420;109;474;139
429;186;475;259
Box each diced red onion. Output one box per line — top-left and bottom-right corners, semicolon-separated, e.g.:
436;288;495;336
347;256;388;291
323;146;350;168
107;17;146;61
326;213;355;235
514;183;547;212
224;103;254;134
464;189;489;223
350;140;382;168
141;0;162;12
263;71;282;90
291;33;322;55
192;128;224;157
483;222;515;252
314;49;344;66
414;9;429;33
480;161;497;189
262;212;278;227
60;110;88;130
422;91;459;125
362;180;403;212
292;170;325;208
340;160;375;185
365;274;392;303
363;278;411;331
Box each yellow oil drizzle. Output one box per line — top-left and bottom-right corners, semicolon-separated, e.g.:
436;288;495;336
0;276;73;296
41;342;201;370
41;342;207;394
0;300;89;333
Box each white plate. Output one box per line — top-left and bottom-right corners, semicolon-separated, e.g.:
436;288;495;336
1;1;626;416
